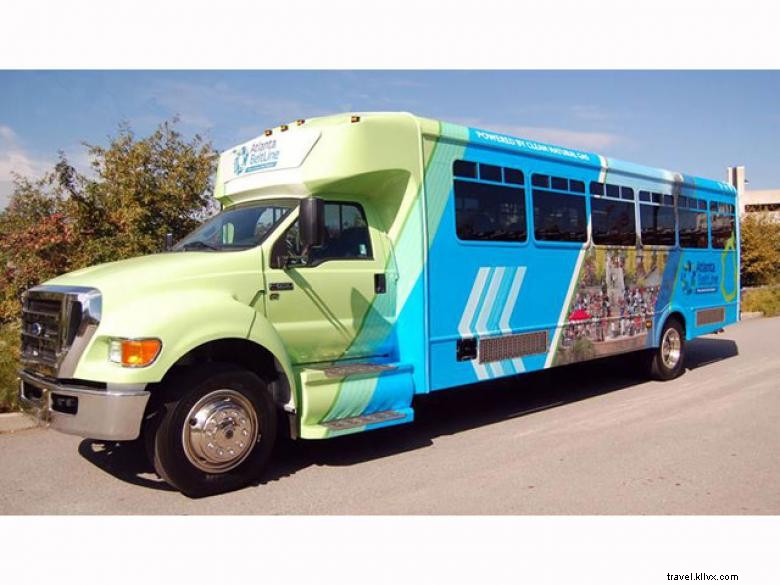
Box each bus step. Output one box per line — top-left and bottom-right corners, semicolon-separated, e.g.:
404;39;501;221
314;363;398;378
297;362;415;439
322;409;407;431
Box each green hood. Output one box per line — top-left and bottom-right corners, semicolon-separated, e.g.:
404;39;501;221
47;250;263;297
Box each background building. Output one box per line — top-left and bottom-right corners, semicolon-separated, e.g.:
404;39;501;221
727;166;780;217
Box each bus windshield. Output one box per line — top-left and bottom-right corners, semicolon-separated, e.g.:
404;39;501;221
173;200;297;252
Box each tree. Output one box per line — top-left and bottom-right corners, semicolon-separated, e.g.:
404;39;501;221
740;213;780;287
0;119;218;322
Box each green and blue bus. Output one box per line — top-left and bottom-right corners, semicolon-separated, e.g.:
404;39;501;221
19;112;740;496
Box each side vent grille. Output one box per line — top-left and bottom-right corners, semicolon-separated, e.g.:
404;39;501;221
479;331;548;364
696;307;725;327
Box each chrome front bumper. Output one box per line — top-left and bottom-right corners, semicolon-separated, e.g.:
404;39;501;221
18;369;150;441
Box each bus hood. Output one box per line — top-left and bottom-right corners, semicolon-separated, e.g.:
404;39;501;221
44;250;263;302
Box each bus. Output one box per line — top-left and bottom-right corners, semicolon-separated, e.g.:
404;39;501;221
19;112;740;496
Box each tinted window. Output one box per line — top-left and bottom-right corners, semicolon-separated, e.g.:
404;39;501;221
640;204;676;246
663;194;674;206
453;160;477;179
590;182;605;196
532;174;550;188
533;190;587;242
454;180;526;242
551;176;568;191
272;202;372;267
639;190;652;202
504;168;524;185
570;179;585;193
606;184;620;198
621;187;634;200
678;209;709;248
591;198;636;246
711;213;735;248
313;203;371;260
711;201;735;214
479;163;502;182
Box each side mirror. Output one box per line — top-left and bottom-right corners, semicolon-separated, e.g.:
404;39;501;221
299;197;325;249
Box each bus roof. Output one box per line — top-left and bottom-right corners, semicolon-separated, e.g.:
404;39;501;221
218;111;736;201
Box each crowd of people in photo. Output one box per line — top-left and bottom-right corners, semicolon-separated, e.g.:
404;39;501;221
561;251;662;348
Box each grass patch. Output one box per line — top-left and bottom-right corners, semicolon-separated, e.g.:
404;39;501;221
742;286;780;317
0;322;20;413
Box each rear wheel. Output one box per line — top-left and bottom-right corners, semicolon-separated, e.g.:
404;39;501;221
147;363;277;497
643;317;686;381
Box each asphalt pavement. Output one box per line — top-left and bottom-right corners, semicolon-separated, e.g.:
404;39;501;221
1;316;778;514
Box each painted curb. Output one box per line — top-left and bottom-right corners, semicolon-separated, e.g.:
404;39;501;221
740;311;764;320
0;412;39;434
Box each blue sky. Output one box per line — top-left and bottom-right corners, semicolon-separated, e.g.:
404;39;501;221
1;70;779;207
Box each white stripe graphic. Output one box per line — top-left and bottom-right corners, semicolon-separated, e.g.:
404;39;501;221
498;266;526;333
489;361;505;377
459;267;491;380
458;267;491;337
475;266;505;335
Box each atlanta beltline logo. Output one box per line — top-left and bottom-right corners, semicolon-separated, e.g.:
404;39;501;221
680;260;719;295
233;138;280;176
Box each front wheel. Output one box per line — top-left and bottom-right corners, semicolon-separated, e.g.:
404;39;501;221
642;317;686;381
147;363;277;497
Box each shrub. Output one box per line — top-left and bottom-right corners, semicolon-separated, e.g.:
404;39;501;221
0;323;20;412
742;286;780;317
740;214;780;287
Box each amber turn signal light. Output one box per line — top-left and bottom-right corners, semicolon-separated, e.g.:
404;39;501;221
109;338;162;368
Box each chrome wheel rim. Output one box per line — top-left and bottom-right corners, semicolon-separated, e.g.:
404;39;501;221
182;389;259;473
661;328;682;370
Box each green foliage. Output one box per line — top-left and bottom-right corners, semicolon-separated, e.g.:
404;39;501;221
740;214;780;287
0;322;20;413
742;286;780;317
0;119;217;410
0;119;218;322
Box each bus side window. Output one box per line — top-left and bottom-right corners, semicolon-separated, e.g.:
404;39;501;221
711;212;735;248
678;208;709;248
639;203;676;246
454;180;527;242
452;160;527;243
591;197;636;246
532;189;587;242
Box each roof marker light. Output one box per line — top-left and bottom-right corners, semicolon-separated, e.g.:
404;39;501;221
351;115;361;123
264;129;273;136
296;119;305;126
280;124;289;132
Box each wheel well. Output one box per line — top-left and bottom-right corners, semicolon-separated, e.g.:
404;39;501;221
158;338;291;406
664;311;686;336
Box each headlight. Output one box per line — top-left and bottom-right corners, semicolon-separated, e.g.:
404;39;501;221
109;338;162;368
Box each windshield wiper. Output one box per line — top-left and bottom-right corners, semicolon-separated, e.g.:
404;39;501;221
179;241;220;251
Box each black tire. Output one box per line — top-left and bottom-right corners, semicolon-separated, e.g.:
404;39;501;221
147;363;277;497
642;317;686;381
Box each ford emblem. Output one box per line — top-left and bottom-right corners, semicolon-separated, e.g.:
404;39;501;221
31;322;44;336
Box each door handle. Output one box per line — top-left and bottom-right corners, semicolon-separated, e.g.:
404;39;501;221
269;282;294;291
374;273;386;294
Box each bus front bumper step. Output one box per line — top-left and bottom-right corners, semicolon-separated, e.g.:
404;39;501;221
18;369;150;441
